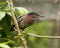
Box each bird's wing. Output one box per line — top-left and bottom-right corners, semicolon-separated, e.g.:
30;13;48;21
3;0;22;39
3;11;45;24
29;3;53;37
16;15;24;22
11;15;24;31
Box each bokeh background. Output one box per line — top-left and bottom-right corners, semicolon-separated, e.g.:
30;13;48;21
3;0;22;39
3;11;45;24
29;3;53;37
0;0;60;48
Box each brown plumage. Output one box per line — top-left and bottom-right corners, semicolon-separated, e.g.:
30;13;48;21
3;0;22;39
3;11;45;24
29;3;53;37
11;12;43;31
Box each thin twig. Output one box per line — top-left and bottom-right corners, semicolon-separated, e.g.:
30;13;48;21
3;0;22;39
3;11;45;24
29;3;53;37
7;0;28;48
28;33;60;39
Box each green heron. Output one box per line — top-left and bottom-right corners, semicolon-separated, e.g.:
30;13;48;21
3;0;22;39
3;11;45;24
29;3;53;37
11;12;44;31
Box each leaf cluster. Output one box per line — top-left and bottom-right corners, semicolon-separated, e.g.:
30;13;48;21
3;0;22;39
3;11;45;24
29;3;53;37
0;2;22;48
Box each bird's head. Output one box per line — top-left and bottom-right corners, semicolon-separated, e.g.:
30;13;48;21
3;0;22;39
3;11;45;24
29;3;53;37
27;12;44;21
27;12;44;18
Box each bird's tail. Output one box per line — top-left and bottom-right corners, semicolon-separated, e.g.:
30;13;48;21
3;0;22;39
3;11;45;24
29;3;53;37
10;24;15;31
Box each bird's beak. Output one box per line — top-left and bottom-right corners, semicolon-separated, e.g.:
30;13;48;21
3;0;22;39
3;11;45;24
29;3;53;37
36;15;45;21
36;14;44;18
40;15;44;18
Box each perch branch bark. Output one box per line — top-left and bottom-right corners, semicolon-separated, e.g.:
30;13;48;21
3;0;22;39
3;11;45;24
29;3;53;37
7;0;28;48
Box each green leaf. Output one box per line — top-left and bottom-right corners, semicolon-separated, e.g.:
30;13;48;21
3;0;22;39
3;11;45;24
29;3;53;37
0;14;11;38
0;44;10;48
14;7;28;16
14;36;20;39
0;38;16;45
0;42;10;45
0;12;5;21
6;12;11;16
0;2;7;4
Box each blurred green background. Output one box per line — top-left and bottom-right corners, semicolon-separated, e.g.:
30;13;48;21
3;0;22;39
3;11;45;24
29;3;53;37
0;0;60;48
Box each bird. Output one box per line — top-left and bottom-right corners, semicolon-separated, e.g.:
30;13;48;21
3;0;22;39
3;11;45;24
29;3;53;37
11;12;44;31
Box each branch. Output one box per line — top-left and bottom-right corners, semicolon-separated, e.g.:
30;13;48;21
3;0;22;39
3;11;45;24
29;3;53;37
7;0;28;48
28;33;60;39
